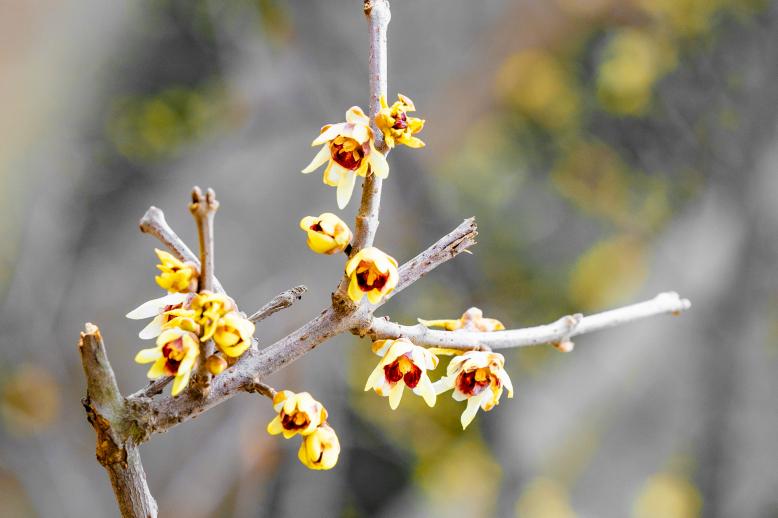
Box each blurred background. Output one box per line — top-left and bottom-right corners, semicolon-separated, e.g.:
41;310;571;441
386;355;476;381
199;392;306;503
1;0;777;516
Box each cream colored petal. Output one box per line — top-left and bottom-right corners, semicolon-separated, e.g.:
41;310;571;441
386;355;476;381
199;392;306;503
135;347;162;364
364;364;385;391
452;389;468;402
432;376;455;395
500;370;514;398
302;145;331;173
415;374;437;407
126;292;187;320
138;315;164;340
351;124;370;144
312;124;342;146
371;339;392;357
336;171;357;209
345;106;369;125
461;395;482;430
388;383;404;410
368;147;389;179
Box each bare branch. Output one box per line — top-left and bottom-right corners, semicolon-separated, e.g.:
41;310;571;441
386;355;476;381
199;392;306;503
381;218;478;305
351;0;391;252
244;380;277;400
248;285;308;323
129;377;172;400
189;187;219;293
79;324;157;518
365;292;692;350
139;206;225;293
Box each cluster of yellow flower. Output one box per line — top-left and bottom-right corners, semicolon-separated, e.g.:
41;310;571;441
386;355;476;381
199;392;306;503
267;391;340;470
127;249;256;396
298;95;424;305
366;309;513;430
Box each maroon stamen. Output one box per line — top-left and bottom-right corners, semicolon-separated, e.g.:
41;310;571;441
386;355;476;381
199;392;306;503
330;141;364;170
393;112;408;130
357;267;388;292
456;370;490;397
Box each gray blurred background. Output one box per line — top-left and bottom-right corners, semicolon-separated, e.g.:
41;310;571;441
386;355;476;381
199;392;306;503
1;0;777;516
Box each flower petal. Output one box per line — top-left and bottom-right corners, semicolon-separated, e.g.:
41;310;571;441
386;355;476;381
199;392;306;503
302;145;331;174
388;383;404;410
336;171;357;209
126;292;187;320
461;396;482;430
138;315;164;340
135;347;162;364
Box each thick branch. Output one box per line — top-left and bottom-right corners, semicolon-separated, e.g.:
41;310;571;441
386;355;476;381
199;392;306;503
351;0;391;252
248;285;308;323
365;292;692;350
139;206;225;293
79;324;157;518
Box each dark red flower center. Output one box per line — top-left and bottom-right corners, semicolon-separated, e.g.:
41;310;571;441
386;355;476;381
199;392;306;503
310;223;323;232
357;266;388;292
393;112;408;130
456;369;492;397
383;354;422;388
331;141;364;170
162;337;184;375
281;412;310;431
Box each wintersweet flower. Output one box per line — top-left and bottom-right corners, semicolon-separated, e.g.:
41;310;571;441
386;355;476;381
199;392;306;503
375;94;425;149
344;247;399;304
364;338;438;409
134;328;200;396
126;292;191;339
298;424;340;471
419;307;505;332
266;391;328;439
301;106;389;209
190;291;236;342
299;213;353;255
434;350;514;430
212;312;255;358
154;249;199;293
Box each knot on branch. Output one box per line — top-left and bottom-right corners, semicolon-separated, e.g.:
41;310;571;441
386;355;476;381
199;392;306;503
83;398;128;468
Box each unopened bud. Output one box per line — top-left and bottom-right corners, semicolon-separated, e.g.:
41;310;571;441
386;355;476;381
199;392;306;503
206;354;228;375
552;340;575;353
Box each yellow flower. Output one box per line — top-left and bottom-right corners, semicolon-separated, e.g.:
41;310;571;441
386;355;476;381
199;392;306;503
299;213;353;255
134;328;200;396
190;291;236;342
364;338;438;409
266;390;328;439
126;292;191;339
419;307;505;332
301;106;389;209
154;248;199;293
212;312;255;358
375;93;425;149
344;247;399;304
434;351;514;430
298;424;340;471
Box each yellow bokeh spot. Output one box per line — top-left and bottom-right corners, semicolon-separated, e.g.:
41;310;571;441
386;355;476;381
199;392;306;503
569;234;647;311
515;477;577;518
632;473;702;518
496;49;579;130
597;29;676;116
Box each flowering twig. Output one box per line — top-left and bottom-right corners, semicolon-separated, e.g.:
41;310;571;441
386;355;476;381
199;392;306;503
366;292;692;350
352;0;391;252
189;187;220;396
139;206;225;294
248;285;308;323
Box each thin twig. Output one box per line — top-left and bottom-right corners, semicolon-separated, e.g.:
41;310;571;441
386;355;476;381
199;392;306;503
139;206;225;293
365;292;692;350
351;0;391;252
244;380;277;399
248;285;308;323
129;377;173;400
